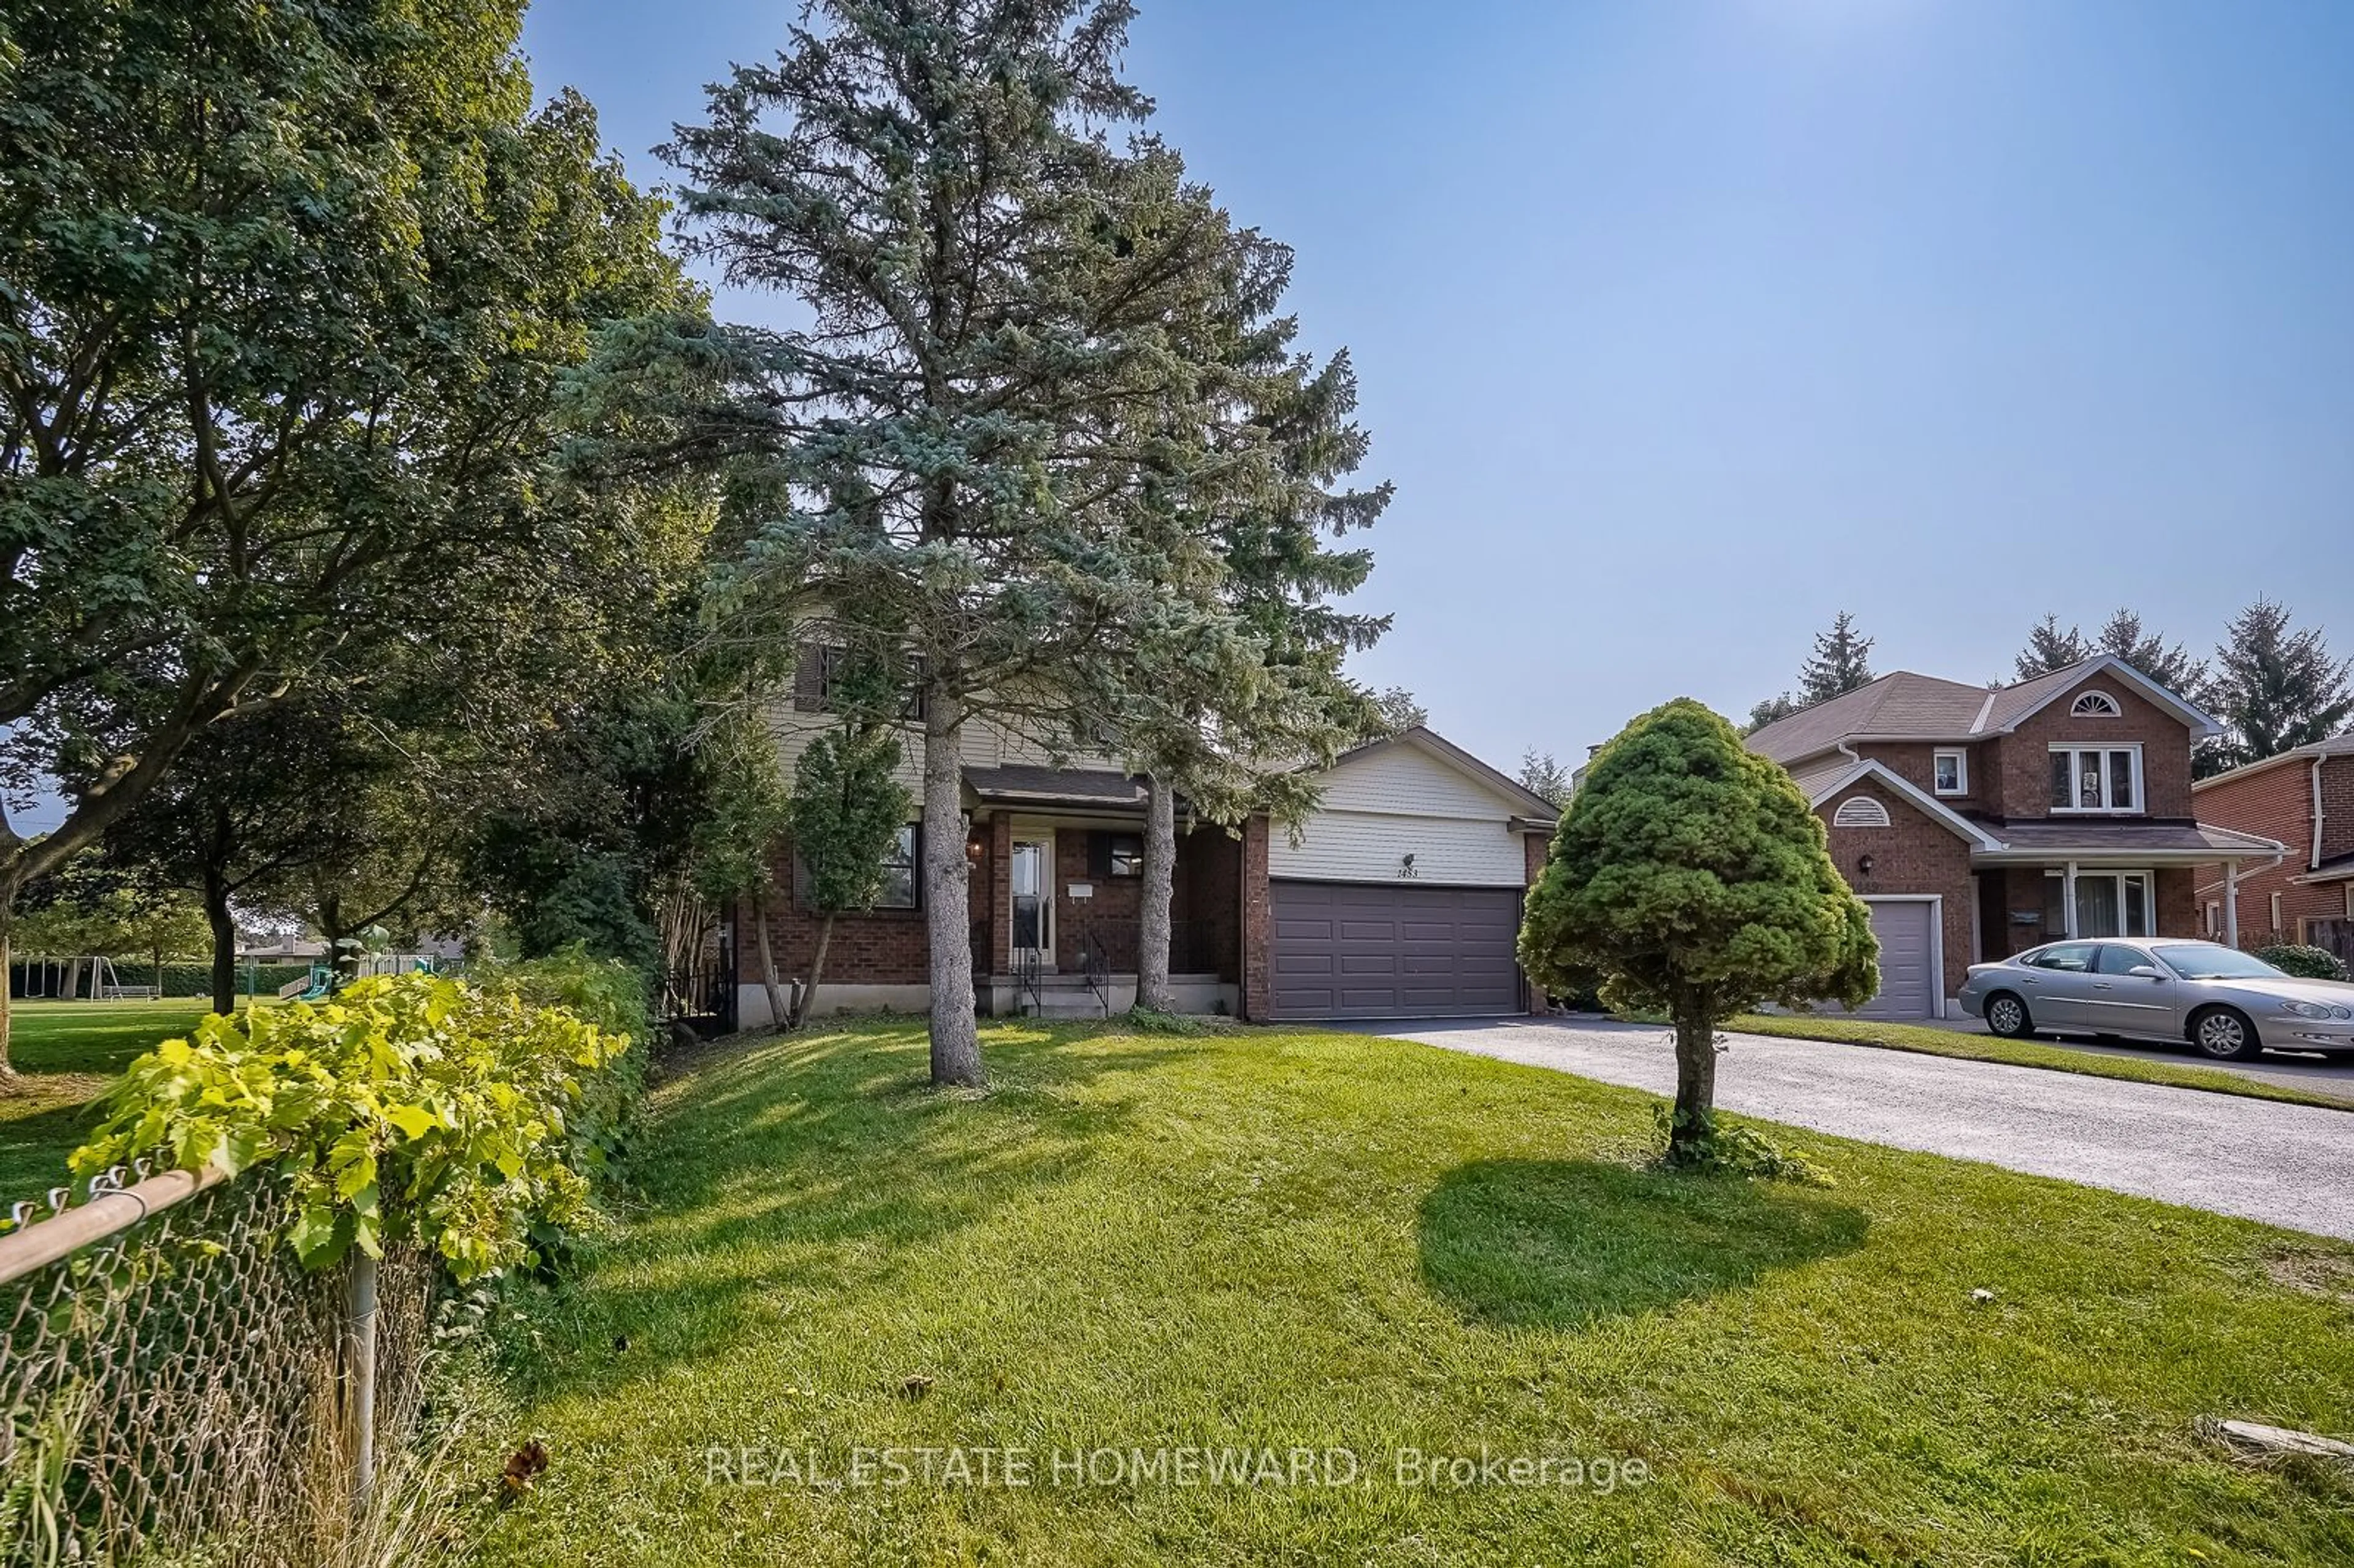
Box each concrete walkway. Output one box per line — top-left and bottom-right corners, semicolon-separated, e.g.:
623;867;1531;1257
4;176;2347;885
1354;1018;2354;1241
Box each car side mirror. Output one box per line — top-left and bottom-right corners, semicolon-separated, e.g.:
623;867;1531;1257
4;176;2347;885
2128;965;2162;980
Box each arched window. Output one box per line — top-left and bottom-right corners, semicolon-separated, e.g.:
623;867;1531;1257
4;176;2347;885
2070;690;2122;718
1832;796;1892;829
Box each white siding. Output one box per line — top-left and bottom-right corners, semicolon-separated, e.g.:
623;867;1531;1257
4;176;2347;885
1271;742;1530;886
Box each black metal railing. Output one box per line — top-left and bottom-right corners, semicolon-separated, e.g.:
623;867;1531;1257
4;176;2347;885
1015;946;1043;1016
1080;929;1111;1016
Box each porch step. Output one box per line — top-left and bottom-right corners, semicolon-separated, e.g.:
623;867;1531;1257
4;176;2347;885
1024;998;1109;1019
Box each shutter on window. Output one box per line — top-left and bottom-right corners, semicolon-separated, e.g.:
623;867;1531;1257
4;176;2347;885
1089;832;1113;880
793;644;825;712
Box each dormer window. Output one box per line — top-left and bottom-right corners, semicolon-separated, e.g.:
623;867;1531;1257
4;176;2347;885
2049;744;2141;813
2070;690;2122;718
1932;750;1967;796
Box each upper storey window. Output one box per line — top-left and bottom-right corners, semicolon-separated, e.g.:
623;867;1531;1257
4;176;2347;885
2070;690;2122;718
1932;750;1967;795
2049;744;2142;813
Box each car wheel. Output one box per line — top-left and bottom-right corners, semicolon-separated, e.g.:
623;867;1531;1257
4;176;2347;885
2190;1006;2260;1062
1984;992;2035;1039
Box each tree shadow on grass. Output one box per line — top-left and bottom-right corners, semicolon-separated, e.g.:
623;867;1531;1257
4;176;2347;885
1419;1159;1869;1329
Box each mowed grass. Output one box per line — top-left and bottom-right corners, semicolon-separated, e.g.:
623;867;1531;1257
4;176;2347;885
474;1019;2354;1567
1728;1012;2354;1111
0;1000;213;1201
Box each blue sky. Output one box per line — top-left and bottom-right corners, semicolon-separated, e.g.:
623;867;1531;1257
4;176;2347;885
18;1;2352;834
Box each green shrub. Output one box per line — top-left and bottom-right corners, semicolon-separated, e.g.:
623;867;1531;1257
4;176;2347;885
473;946;652;1180
72;971;635;1282
2257;944;2348;981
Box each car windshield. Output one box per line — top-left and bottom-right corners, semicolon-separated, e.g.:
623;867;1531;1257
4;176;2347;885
2150;943;2286;981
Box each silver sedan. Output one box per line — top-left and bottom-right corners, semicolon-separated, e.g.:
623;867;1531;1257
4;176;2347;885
1958;939;2354;1060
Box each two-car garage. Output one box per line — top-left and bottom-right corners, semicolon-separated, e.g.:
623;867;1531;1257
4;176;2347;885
1267;881;1524;1021
1259;729;1555;1023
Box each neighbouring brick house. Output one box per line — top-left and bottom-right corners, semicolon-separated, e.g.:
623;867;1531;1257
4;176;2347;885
733;655;1558;1024
1745;655;2287;1019
2188;731;2354;970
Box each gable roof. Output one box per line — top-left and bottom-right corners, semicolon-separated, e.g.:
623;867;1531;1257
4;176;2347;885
1795;758;2005;851
1747;655;2220;766
2192;729;2354;793
1328;725;1560;823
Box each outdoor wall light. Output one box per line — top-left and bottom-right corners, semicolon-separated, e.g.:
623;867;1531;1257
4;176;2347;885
965;834;986;867
1856;854;1875;877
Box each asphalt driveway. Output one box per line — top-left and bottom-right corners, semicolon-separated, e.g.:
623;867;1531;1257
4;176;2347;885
1355;1018;2354;1241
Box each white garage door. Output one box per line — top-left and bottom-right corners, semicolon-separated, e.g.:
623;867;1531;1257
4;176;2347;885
1854;900;1937;1019
1268;881;1524;1021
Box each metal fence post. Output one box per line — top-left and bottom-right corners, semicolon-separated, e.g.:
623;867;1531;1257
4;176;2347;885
346;1250;379;1512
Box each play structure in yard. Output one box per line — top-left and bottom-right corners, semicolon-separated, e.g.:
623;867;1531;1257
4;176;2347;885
7;955;159;1002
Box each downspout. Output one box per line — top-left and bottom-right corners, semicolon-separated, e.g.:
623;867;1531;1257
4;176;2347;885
2312;756;2327;872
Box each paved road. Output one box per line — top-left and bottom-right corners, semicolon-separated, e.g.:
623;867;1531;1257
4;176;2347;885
1905;1015;2354;1102
1355;1018;2354;1241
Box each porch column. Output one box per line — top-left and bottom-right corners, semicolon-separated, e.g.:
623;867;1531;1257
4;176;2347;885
2224;859;2240;948
2063;861;2079;939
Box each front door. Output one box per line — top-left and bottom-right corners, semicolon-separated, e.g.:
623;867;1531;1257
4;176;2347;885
1011;839;1054;969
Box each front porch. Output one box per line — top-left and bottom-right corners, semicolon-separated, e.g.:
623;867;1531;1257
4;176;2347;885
964;768;1243;1019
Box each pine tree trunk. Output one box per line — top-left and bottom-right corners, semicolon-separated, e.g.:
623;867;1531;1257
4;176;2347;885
1136;773;1176;1013
800;914;837;1031
1668;996;1720;1161
204;869;238;1016
922;685;984;1086
753;889;790;1032
0;892;15;1077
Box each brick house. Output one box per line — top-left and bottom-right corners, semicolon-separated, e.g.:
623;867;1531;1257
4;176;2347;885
1745;655;2286;1019
734;669;1558;1024
2188;731;2354;969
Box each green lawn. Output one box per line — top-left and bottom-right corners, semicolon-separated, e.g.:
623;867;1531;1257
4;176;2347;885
1728;1012;2354;1111
473;1019;2354;1567
0;1000;213;1203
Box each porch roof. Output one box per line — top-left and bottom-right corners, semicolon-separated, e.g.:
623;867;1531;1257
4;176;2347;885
963;765;1146;810
1972;820;2288;864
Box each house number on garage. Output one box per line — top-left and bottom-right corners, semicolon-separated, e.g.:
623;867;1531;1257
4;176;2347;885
1397;854;1419;879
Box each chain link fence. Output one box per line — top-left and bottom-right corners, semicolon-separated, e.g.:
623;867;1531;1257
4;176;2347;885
1;1165;436;1566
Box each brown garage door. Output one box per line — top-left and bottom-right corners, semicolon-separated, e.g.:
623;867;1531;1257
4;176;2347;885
1269;881;1524;1020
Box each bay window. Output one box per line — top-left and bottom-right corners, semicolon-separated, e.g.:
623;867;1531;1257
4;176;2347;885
2049;744;2141;813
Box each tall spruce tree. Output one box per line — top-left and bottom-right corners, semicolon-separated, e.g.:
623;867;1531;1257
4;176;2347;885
1797;612;1876;705
641;0;1317;1084
2204;599;2354;774
2013;614;2090;681
2011;609;2206;695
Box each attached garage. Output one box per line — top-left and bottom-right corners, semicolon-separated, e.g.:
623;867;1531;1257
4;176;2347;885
1268;880;1524;1020
1850;897;1940;1020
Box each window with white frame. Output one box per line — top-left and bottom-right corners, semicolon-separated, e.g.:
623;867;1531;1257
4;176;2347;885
2204;900;2220;938
2043;869;2154;937
2070;690;2122;718
2271;891;2284;939
1932;749;1967;796
2047;744;2143;812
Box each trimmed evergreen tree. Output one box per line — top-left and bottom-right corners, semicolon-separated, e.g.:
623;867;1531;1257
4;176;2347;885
1518;700;1878;1165
2204;599;2354;774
